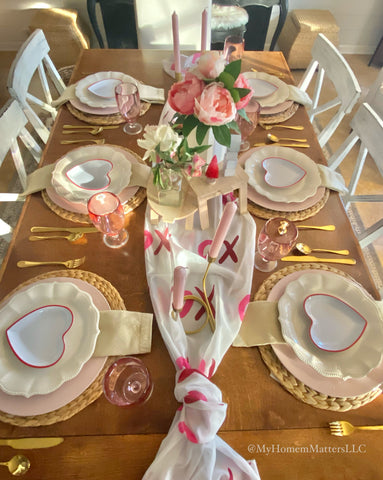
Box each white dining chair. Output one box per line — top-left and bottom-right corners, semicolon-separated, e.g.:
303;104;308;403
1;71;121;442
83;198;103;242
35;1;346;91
7;28;66;144
327;102;383;249
134;1;211;50
298;33;361;149
0;100;42;240
364;67;383;119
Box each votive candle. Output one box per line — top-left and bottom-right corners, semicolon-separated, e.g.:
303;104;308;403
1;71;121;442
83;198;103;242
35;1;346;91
209;202;238;259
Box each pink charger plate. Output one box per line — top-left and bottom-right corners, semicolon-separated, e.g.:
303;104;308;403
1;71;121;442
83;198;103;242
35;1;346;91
47;145;140;214
260;100;294;116
0;277;108;416
239;147;326;211
69;96;119;115
269;270;383;397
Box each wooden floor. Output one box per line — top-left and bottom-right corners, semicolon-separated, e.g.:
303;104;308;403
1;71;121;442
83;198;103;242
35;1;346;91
0;50;381;294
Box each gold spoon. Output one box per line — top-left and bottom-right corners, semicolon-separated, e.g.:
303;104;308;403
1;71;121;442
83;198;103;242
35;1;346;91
267;133;308;143
260;124;304;131
0;455;30;476
63;125;119;130
297;225;335;231
295;242;350;256
29;233;84;242
62;127;103;135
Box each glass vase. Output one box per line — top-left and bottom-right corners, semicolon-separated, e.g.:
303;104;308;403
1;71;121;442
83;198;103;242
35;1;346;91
156;169;183;207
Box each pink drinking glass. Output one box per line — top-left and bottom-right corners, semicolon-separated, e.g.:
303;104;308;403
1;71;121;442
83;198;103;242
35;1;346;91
103;356;153;407
254;217;298;272
115;82;142;135
223;34;245;63
87;192;128;248
237;97;261;151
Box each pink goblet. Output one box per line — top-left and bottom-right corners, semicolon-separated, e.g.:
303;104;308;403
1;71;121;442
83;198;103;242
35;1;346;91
87;192;128;248
103;357;153;407
115;82;142;135
237;97;261;151
254;217;298;272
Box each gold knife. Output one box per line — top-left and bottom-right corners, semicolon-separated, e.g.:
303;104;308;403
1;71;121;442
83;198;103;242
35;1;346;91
0;437;64;449
253;143;310;148
281;255;356;265
63;125;119;129
31;226;99;233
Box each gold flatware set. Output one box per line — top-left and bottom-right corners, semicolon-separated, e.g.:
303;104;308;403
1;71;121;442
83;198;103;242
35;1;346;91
60;124;119;145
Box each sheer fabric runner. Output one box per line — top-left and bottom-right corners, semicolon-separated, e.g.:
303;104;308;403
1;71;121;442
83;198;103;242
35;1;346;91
143;196;261;479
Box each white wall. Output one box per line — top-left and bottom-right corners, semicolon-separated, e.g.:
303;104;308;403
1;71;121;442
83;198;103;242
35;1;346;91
0;0;382;54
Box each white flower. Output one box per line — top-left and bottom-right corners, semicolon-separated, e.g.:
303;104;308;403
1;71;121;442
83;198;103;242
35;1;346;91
137;125;182;161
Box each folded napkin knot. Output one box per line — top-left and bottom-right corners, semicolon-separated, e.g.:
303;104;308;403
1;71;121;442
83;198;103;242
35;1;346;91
174;370;227;444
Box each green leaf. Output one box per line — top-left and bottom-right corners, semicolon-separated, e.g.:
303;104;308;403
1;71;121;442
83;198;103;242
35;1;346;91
192;144;210;153
212;125;231;147
218;71;235;89
237;108;250;122
236;87;251;99
224;59;241;80
227;119;240;133
182;115;199;137
229;88;240;103
196;123;209;145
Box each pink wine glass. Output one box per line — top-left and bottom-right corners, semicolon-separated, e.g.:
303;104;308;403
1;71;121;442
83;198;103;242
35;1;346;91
237;97;261;151
87;192;128;248
103;357;153;407
254;217;298;272
115;82;142;135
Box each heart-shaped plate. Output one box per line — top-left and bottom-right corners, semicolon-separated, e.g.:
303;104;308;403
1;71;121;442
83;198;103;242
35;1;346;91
87;78;121;98
65;159;112;191
262;156;306;188
6;305;73;368
251;78;279;99
304;293;367;352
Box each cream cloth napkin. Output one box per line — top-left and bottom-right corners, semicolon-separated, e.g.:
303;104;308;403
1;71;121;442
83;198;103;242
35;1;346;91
233;301;285;346
287;85;312;107
318;164;348;194
52;83;165;108
93;311;153;356
20;162;151;197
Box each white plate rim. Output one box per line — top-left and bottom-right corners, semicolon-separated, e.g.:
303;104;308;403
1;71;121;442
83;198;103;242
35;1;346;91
243;71;290;107
0;282;100;397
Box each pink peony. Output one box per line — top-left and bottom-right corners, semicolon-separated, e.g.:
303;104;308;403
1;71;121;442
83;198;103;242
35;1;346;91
234;74;253;110
194;51;226;80
194;83;236;126
168;73;205;115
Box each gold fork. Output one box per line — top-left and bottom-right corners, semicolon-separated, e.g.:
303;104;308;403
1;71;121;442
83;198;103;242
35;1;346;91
329;421;383;436
60;139;105;145
17;257;86;269
259;124;304;131
29;233;84;242
63;125;119;130
62;127;103;135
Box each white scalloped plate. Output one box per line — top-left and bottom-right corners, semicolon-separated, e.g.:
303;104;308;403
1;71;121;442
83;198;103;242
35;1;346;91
244;146;321;203
51;145;132;204
0;282;100;397
278;272;383;380
243;71;290;107
76;71;137;108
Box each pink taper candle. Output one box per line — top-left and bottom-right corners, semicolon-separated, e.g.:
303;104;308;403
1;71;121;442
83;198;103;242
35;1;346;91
173;266;187;311
172;11;181;77
209;202;238;259
201;8;208;52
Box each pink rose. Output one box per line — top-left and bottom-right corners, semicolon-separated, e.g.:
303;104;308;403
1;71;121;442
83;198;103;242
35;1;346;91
194;83;236;126
168;73;205;115
194;51;226;80
234;74;253;110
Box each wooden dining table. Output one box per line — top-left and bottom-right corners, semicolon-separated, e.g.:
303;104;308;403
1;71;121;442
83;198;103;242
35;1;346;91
0;48;382;479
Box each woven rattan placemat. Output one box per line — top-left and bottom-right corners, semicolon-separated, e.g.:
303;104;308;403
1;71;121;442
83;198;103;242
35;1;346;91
42;147;147;223
255;263;382;411
247;188;329;221
0;269;125;426
66;101;150;126
260;102;299;125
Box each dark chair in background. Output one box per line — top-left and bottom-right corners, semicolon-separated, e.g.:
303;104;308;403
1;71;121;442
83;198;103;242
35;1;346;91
239;0;288;51
87;0;138;48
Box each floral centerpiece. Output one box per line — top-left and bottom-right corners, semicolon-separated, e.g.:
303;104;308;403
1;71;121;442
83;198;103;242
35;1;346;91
167;51;253;148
